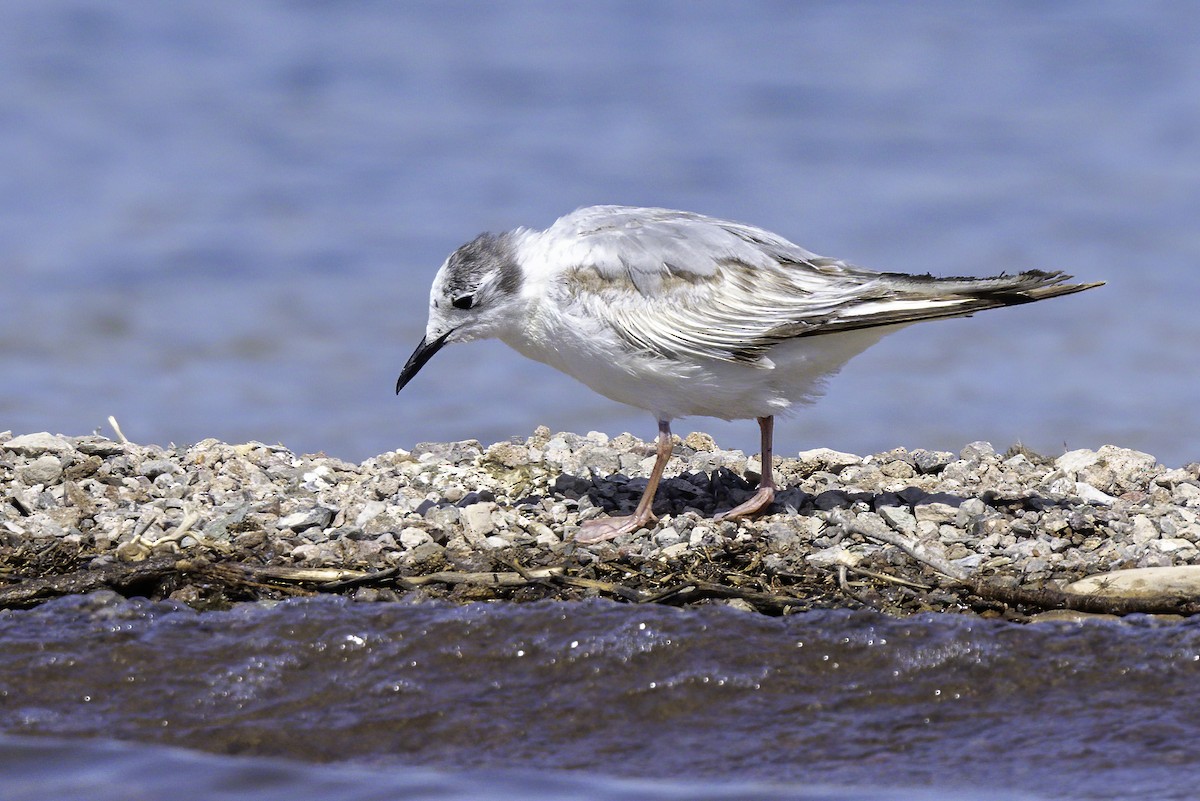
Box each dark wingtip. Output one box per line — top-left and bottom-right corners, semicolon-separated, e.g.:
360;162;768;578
395;330;453;394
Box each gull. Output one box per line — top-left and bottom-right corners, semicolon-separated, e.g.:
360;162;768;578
396;205;1102;543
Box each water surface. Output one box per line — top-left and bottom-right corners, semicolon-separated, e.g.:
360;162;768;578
0;594;1196;800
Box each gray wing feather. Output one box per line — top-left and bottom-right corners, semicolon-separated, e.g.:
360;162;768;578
550;206;856;291
552;206;1101;366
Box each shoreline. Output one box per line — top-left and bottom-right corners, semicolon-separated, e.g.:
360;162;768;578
2;427;1198;617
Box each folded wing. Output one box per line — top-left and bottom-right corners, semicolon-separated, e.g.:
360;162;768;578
550;206;1103;366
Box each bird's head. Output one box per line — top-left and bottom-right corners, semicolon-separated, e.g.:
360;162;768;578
396;232;525;393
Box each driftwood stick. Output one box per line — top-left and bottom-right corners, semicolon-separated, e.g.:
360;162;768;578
553;574;645;602
394;567;566;589
239;565;371;584
959;578;1200;616
842;518;970;581
650;580;807;612
0;556;184;609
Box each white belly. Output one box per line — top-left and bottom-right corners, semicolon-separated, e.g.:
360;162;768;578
503;303;897;422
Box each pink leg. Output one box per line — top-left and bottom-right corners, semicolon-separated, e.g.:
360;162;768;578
576;420;673;543
715;416;777;521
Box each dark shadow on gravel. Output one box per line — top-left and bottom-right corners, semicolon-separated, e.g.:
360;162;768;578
560;469;1091;522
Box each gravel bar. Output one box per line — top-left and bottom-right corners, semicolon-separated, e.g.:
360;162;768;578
2;427;1199;618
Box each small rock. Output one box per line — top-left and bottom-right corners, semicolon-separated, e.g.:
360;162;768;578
412;440;483;465
425;505;461;528
1149;538;1197;556
660;542;690;559
519;519;558;541
1058;446;1159;495
958;498;987;518
839;464;883;486
399;527;433;548
911;449;955;474
4;432;74;456
73;436;127;457
1129;515;1158;545
1001;454;1038;475
484;442;529;468
139;460;179;479
940;460;980;485
877;506;917;535
1074;482;1116;505
18;455;63;485
952;553;984;570
654;526;683;547
880;460;915;479
1174;483;1200;504
794;448;862;475
914;502;958;524
278;506;335;533
290;542;336;563
1056;448;1100;474
461;502;497;536
440;484;466;503
355;501;388;528
959;441;996;462
407;541;445;564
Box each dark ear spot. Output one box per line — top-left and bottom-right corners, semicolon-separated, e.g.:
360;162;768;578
452;294;475;310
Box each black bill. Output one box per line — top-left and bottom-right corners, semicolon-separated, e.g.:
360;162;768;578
395;329;453;394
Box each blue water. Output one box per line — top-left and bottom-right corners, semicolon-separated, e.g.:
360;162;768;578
2;594;1198;801
0;735;1037;801
2;1;1197;466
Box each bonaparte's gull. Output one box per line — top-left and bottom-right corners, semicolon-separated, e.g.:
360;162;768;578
396;206;1103;543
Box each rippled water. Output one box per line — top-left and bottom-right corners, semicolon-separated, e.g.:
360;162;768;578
1;1;1198;465
0;594;1197;800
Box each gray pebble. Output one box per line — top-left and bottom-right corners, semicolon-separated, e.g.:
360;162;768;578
959;441;997;462
461;502;497;537
914;502;958;525
18;455;63;485
911;449;955;474
5;432;75;456
140;460;179;479
877;505;917;535
278;506;335;533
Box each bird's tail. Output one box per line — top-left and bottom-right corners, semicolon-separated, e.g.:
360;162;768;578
803;270;1104;336
887;269;1103;301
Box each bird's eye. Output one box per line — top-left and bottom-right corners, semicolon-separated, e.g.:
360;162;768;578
451;294;475;310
